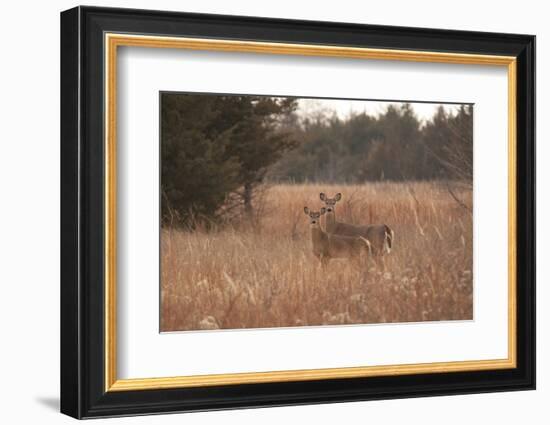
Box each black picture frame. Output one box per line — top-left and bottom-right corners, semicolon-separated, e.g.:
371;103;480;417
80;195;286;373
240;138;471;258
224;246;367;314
61;5;535;419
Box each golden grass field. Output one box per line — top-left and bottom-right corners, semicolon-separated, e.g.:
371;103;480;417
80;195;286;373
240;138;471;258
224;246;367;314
160;182;473;332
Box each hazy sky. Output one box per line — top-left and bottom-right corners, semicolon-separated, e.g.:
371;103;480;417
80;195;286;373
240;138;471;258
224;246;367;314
296;98;464;122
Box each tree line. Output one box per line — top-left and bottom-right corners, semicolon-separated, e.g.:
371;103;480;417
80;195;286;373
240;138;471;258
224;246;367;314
161;93;472;227
268;102;472;184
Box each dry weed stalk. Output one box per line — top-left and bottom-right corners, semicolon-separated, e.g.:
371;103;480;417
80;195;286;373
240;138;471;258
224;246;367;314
160;182;473;331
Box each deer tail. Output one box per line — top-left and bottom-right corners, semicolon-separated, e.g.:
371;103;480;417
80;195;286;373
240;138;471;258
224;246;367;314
384;225;394;253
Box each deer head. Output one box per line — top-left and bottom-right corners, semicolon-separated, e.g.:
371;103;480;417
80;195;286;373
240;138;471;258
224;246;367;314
319;192;342;213
304;207;326;227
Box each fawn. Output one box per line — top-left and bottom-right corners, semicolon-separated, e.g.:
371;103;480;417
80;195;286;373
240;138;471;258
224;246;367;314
319;192;394;256
304;207;372;265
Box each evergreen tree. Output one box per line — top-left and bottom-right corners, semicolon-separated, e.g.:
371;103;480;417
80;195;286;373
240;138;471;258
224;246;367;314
161;94;297;226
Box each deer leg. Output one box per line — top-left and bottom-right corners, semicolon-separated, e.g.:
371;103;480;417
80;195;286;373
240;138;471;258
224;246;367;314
318;255;330;268
379;254;387;272
350;254;362;271
367;253;377;271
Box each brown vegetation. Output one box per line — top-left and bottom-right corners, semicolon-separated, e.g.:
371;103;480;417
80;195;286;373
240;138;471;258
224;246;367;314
160;182;473;332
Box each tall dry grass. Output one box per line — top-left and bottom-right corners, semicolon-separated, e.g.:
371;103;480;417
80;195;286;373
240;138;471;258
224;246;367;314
161;182;473;331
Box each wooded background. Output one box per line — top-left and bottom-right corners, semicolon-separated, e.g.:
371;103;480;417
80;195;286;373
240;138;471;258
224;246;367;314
161;93;473;227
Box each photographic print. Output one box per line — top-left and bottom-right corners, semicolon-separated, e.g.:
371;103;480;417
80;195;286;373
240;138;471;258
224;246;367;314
61;9;535;417
160;93;474;332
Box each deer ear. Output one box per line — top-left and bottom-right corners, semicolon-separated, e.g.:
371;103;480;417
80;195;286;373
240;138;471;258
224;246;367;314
304;207;310;215
319;193;326;201
320;207;327;215
334;193;342;201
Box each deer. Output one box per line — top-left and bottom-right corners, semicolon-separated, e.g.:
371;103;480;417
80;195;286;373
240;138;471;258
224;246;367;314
319;192;394;256
304;207;372;266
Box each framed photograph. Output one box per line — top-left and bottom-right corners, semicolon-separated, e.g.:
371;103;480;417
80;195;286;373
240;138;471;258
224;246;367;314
60;6;535;419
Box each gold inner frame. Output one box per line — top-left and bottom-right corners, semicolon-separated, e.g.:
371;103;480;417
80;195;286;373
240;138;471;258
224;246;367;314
104;33;517;392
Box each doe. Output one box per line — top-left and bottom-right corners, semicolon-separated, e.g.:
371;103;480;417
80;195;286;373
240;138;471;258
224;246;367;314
304;207;372;266
320;192;394;256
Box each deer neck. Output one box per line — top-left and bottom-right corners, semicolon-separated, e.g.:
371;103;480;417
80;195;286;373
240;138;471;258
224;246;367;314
325;210;337;233
310;225;328;253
